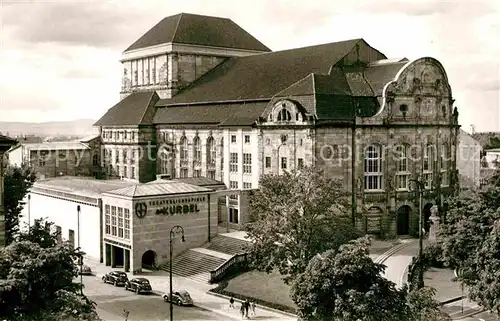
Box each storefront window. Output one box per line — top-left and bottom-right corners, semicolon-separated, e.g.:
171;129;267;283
111;206;117;236
124;209;130;239
105;205;110;235
118;208;124;238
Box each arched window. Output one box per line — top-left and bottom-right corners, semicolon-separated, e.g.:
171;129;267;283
394;144;410;190
193;136;201;162
277;108;292;121
364;145;383;191
423;145;436;189
92;154;98;166
207;136;216;164
180;136;188;160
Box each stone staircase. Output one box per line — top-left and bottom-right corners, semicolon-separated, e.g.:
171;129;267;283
204;234;251;255
163;234;253;283
163;248;227;283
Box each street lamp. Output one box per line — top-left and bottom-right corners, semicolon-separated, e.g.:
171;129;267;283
169;225;185;321
409;176;425;290
27;194;31;234
77;205;83;295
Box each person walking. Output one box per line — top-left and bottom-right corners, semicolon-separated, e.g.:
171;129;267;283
250;300;256;316
240;303;246;319
244;299;250;318
229;297;235;308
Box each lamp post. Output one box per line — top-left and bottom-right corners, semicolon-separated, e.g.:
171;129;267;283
409;176;425;289
169;225;185;321
27;194;31;234
77;205;83;295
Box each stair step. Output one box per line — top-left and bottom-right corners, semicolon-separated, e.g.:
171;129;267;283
205;235;252;255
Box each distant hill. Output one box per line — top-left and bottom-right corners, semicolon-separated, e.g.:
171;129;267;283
0;119;97;137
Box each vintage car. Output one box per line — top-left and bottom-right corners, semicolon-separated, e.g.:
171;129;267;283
79;265;92;275
124;278;152;294
162;290;193;306
102;271;128;286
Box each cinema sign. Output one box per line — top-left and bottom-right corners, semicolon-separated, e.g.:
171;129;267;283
151;196;204;216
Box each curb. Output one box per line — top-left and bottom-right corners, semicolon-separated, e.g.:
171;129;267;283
440;296;465;306
206;290;298;319
449;306;486;320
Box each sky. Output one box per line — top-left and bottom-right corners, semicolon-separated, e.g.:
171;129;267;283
0;0;499;132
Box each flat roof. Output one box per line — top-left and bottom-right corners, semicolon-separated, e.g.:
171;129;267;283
33;176;137;199
104;181;212;198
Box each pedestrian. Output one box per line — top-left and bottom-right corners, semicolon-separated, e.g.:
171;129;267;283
244;299;249;318
229;296;235;308
250;300;256;316
240;303;245;319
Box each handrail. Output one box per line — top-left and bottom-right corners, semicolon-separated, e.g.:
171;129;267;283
210;252;247;283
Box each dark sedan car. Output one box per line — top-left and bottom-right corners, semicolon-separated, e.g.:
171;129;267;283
125;278;152;294
162;290;193;306
79;265;92;275
102;271;128;286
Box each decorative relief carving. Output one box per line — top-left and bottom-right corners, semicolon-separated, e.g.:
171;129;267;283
389;128;395;139
158;62;168;85
356;129;363;140
416;129;422;140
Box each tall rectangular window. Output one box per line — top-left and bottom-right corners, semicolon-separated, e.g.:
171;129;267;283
118;208;124;238
441;145;449;186
243;153;252;173
231;135;236;143
243;182;252;189
298;158;304;169
281;157;287;169
105;205;111;235
55;225;62;243
265;157;271;168
229;208;239;224
124;209;130;239
230;153;238;172
131;166;135;179
364;145;383;191
208;170;216;180
111;206;117;236
180;168;188;178
244;135;250;144
194;169;201;177
423;145;435;189
395;145;410;190
230;181;238;200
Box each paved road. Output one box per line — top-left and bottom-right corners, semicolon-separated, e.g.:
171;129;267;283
81;274;234;321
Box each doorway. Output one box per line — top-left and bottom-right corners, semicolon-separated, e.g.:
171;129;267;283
142;250;157;269
396;205;411;235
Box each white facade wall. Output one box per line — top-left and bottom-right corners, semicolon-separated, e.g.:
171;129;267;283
7;146;25;167
20;193;101;259
457;129;481;188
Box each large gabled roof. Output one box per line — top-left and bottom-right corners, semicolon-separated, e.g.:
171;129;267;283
156;39;368;106
124;13;271;53
94;91;159;127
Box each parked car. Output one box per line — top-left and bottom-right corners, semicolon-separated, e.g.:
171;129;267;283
125;278;152;294
79;265;92;275
102;271;128;286
162;290;193;306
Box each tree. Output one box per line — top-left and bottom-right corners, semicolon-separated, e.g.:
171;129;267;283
245;167;361;284
435;186;500;316
3;163;37;245
0;218;100;321
290;237;444;321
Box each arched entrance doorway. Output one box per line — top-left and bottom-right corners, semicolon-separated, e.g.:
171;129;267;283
141;250;156;269
397;205;411;235
423;203;434;232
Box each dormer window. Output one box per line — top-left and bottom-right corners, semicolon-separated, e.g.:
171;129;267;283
277;108;291;121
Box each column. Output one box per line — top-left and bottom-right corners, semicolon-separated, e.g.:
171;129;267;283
124;249;130;272
111;245;116;268
105;243;111;266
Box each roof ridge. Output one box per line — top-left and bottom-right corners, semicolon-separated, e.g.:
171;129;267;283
138;91;156;124
273;73;314;98
171;13;183;43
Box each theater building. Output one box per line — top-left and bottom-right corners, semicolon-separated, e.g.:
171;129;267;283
92;12;462;237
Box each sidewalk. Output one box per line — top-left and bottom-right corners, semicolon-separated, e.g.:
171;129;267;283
84;256;296;321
